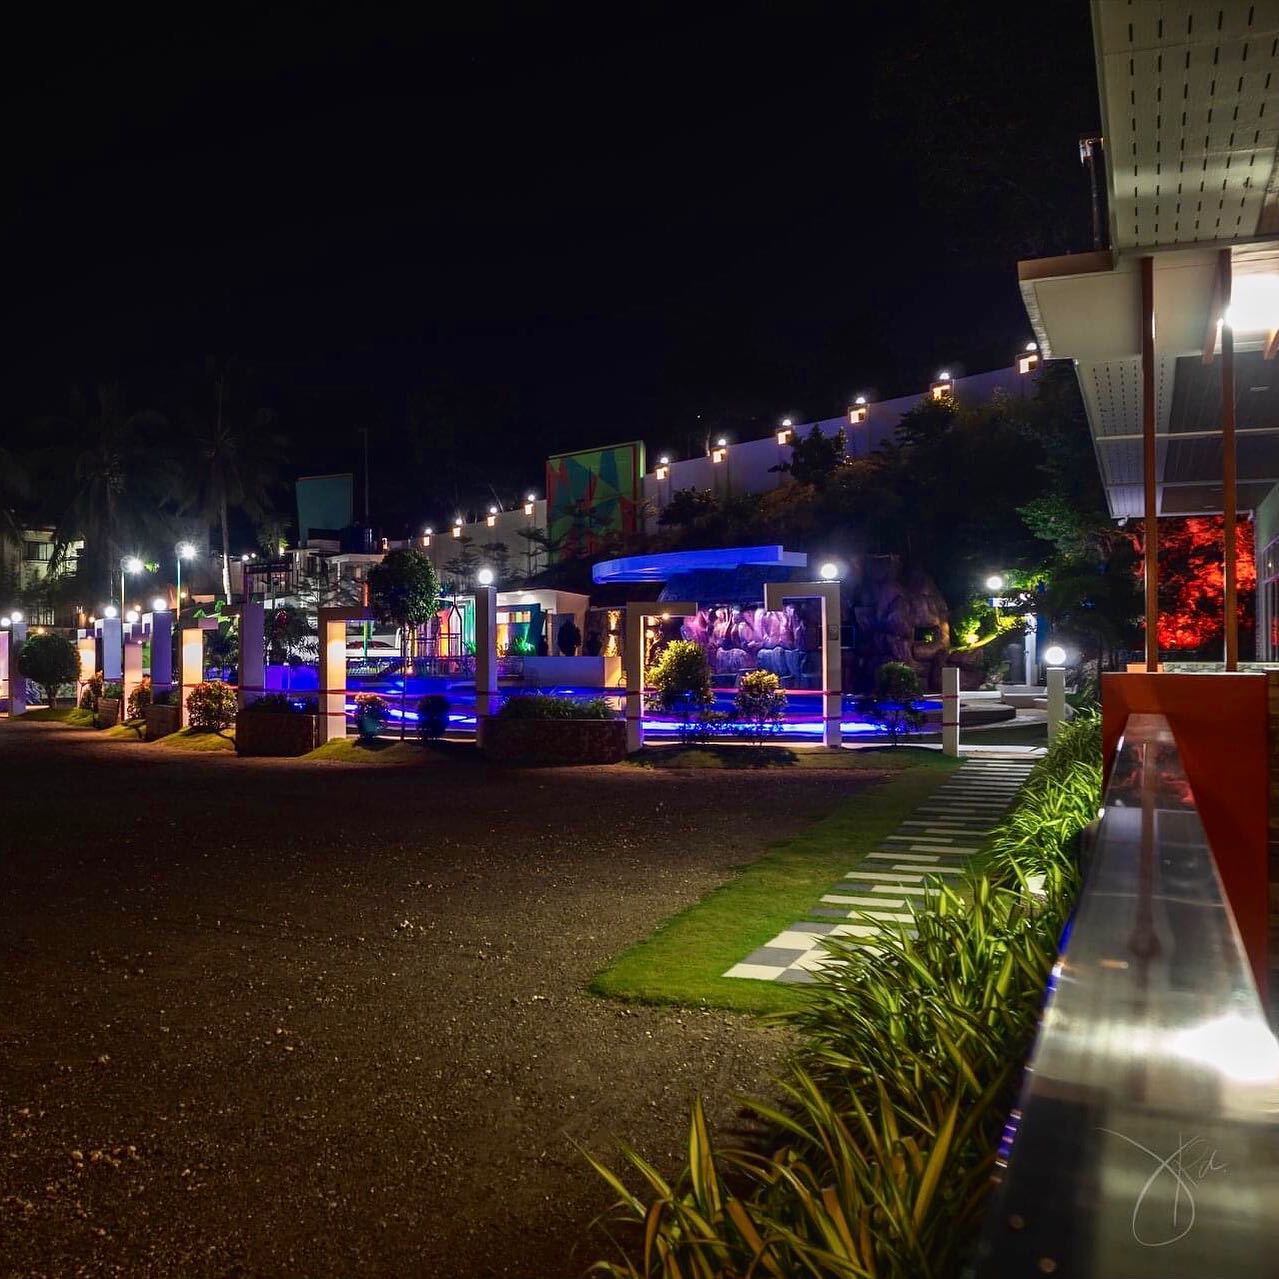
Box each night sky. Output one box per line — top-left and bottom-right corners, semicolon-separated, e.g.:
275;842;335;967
1;3;1099;533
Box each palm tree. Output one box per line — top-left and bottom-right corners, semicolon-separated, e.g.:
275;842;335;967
38;385;174;603
179;358;285;601
0;445;32;583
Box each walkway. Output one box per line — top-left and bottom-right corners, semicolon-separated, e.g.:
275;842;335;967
724;755;1037;984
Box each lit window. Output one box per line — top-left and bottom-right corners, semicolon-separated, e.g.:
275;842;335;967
655;465;668;480
776;429;793;445
1017;352;1040;375
711;447;726;464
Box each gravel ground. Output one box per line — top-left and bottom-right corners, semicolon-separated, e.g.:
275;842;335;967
0;721;885;1279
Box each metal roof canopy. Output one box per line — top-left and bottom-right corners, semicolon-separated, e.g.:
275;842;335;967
1016;3;1279;518
592;545;808;585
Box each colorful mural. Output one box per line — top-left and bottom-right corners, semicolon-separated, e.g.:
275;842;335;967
679;602;823;687
545;441;645;560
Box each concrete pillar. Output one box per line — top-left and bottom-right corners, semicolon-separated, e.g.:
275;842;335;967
763;582;842;748
317;606;369;743
76;634;97;704
1025;615;1039;681
147;614;173;701
101;618;123;681
474;587;498;730
0;626;28;716
623;602;696;753
1047;666;1067;740
238;602;265;710
122;633;144;714
941;664;960;757
178;622;217;727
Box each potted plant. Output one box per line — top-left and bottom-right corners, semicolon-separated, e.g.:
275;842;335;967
353;692;388;741
144;689;182;741
97;682;124;729
480;694;625;765
416;694;450;740
80;672;105;714
235;693;322;756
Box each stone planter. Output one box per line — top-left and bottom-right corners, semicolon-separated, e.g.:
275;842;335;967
96;698;120;729
479;717;627;766
145;704;182;741
235;710;322;757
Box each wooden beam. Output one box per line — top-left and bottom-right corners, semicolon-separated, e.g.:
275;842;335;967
1142;257;1159;672
1219;249;1239;671
1203;259;1225;364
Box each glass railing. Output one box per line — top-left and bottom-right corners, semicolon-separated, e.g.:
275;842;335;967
977;712;1279;1277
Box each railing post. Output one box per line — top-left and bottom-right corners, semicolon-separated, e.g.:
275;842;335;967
1046;666;1067;739
942;665;960;756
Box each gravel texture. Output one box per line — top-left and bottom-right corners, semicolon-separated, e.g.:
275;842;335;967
0;721;884;1278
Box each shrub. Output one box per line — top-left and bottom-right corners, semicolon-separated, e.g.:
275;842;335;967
856;659;924;746
497;694;616;721
647;639;712;739
733;669;787;744
416;694;450;739
102;682;123;701
353;691;388;739
80;672;104;711
126;677;153;720
186;679;237;731
585;705;1102;1277
16;632;81;707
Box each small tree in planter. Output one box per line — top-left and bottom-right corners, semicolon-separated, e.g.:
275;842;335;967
368;548;440;737
98;682;124;728
647;639;712;741
186;679;237;732
734;669;787;746
353;692;388;741
857;660;925;747
126;676;153;721
16;632;80;708
416;694;450;740
80;672;104;712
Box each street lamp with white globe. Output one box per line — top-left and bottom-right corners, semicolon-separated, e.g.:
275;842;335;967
476;567;495;587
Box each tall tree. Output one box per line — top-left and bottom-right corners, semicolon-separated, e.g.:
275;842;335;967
179;358;285;600
38;385;174;603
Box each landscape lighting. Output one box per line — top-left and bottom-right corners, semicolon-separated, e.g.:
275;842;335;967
104;605;119;619
10;610;22;623
152;597;168;611
1044;645;1067;667
986;574;1004;591
125;609;140;624
476;567;495;586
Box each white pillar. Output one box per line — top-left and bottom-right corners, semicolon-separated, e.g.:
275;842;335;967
941;664;960;757
101;618;123;681
76;634;97;705
238;602;265;710
1047;666;1067;740
0;627;28;716
122;632;144;714
623;602;696;753
147;614;173;702
319;613;347;742
763;582;842;748
474;587;498;733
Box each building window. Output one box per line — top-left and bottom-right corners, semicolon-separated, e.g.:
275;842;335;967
1260;533;1279;662
23;541;53;562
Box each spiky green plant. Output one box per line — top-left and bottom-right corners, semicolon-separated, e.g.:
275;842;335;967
585;715;1103;1279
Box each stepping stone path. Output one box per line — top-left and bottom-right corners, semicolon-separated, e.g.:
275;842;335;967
724;756;1037;984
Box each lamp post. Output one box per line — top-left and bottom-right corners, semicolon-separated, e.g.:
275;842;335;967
176;542;195;616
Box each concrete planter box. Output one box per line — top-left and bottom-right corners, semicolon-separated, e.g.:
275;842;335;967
234;710;322;757
96;698;121;729
145;704;182;741
480;716;627;766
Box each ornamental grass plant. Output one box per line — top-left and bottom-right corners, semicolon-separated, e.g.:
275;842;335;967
586;713;1103;1279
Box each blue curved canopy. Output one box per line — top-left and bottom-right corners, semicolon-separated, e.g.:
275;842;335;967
592;545;807;585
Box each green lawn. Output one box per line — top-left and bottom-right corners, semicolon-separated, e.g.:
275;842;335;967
913;720;1048;748
155;727;236;752
591;749;962;1015
303;736;431;764
16;706;94;725
628;743;951;770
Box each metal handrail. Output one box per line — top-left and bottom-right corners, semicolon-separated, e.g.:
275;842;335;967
976;712;1279;1276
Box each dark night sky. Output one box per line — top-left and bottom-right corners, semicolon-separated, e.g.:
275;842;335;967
0;2;1100;533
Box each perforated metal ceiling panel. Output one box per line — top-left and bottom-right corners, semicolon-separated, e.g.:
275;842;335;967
1096;0;1279;250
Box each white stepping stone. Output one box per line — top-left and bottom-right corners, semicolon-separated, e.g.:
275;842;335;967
723;962;787;980
842;870;923;883
867;851;939;862
823;893;905;907
874;884;930;895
